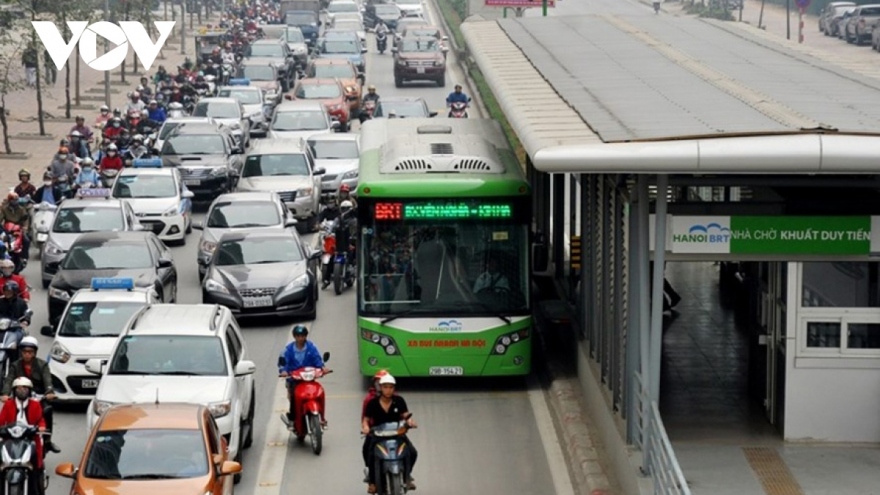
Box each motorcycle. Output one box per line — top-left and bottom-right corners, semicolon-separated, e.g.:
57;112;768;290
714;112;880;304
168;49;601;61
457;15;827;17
317;219;336;289
377;31;388;54
0;422;48;495
2;223;25;275
0;312;31;379
653;1;660;13
32;204;56;252
167;102;186;119
332;243;355;295
279;352;331;455
368;421;416;495
359;100;377;124
99;169;119;188
448;99;470;118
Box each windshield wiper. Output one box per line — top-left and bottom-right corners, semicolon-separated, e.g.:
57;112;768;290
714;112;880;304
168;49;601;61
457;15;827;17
90;333;123;337
155;371;201;375
251;260;282;264
123;474;181;480
471;301;512;325
380;308;422;325
85;474;122;480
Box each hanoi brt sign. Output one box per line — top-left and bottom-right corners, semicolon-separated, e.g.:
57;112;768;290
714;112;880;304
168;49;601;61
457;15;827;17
33;21;176;71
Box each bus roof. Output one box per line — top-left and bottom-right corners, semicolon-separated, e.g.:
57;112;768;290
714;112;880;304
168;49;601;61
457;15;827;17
357;119;529;198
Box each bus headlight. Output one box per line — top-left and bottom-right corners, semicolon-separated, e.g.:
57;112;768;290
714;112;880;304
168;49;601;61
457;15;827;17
491;328;530;355
361;329;399;355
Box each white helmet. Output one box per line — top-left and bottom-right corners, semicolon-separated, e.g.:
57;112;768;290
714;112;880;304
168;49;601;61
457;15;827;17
378;374;396;385
12;377;33;389
340;200;353;210
19;336;38;351
0;259;13;269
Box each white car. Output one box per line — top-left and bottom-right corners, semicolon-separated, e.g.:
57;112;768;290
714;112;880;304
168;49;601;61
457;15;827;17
308;133;359;199
111;160;194;244
394;0;424;18
41;277;157;402
153;116;219;153
85;304;257;465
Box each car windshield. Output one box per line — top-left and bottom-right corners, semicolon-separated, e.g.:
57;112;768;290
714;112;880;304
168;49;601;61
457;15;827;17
62;243;153;270
59;301;146;337
397;0;421;4
162;134;226;155
207;201;281;228
247;43;285;57
322;40;359;54
375;5;400;14
376;100;427;117
400;39;439;52
108;335;228;375
405;29;438;38
113;174;177;199
295;83;342;99
242;154;310;177
861;7;880;15
158;122;184;140
398;19;428;29
308;139;358;159
83;429;208;480
286;13;317;25
53;207;124;233
218;89;263;105
328;2;358;12
272;110;328;131
241;65;276;81
283;28;305;42
193;101;240;119
215;237;304;265
333;22;362;32
312;64;354;78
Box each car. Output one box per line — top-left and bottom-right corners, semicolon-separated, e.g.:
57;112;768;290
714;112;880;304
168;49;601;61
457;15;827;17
237;139;325;230
328;20;367;48
844;4;880;44
218;84;274;136
203;231;321;319
305;58;363;112
289;78;352;130
819;1;855;33
373;95;437;118
394;24;447;49
324;0;360;21
316;36;366;74
268;100;340;140
364;2;402;30
395;0;424;18
40;193;143;289
308;133;360;199
393;36;446;87
84;304;256;475
243;39;297;91
263;25;310;67
111;162;194;244
192;97;251;149
47;231;178;325
236;62;283;100
194;192;300;278
153;116;219;153
394;16;430;34
160;123;244;199
827;4;857;37
40;277;158;402
56;403;241;494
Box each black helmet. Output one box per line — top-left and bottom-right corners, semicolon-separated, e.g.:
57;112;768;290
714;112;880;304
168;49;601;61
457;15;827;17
3;280;19;294
292;324;308;337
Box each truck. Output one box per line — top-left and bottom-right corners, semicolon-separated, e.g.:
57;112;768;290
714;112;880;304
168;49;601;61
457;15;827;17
282;0;323;46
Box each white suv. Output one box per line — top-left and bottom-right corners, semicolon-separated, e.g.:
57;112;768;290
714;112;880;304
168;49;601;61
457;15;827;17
84;304;256;475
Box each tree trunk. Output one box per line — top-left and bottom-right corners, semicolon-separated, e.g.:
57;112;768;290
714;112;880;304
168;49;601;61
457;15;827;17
63;11;71;118
31;11;46;135
121;7;128;82
75;50;80;106
0;96;11;154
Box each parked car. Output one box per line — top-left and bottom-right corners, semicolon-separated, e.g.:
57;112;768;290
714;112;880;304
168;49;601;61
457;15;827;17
819;1;855;34
835;7;858;38
844;4;880;44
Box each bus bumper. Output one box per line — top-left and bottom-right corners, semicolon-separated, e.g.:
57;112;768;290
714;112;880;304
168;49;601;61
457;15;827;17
358;341;532;377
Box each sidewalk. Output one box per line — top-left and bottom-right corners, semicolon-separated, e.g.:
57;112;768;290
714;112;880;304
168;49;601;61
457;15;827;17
0;10;221;188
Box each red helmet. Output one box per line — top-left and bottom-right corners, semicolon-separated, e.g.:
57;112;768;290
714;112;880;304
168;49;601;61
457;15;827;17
339;184;351;193
373;369;389;381
6;192;17;202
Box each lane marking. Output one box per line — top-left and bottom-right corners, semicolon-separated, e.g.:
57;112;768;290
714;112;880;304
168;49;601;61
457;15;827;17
742;447;805;495
254;339;292;495
528;375;576;495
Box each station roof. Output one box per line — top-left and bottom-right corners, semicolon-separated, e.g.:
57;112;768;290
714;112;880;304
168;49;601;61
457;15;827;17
461;15;880;174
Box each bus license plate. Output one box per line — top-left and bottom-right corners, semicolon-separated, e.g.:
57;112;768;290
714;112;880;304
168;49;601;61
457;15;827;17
416;67;425;74
243;296;273;308
81;379;100;389
429;366;463;376
184;179;201;186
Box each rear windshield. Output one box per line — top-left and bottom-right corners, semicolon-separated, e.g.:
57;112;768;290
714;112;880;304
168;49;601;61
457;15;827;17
861;7;880;15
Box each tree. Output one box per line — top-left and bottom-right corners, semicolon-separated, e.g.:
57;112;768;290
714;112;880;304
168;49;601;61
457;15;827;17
51;0;99;114
16;0;51;135
0;31;27;154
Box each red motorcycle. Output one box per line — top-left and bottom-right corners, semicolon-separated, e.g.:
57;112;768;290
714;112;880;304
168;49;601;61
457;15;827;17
280;352;331;455
3;222;26;274
448;100;470;118
319;219;337;288
359;100;377;124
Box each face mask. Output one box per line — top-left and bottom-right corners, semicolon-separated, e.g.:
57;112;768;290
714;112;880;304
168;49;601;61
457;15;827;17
82;166;92;172
1;269;12;277
112;122;120;128
14;388;28;401
43;181;52;187
101;110;109;115
58;155;67;161
108;151;116;156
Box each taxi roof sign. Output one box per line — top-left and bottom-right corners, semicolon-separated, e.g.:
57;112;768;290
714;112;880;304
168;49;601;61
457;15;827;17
91;277;134;291
76;188;112;198
228;78;250;86
133;158;163;168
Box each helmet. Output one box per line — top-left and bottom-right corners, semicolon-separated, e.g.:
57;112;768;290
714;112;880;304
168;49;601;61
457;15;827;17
373;369;389;381
19;337;38;351
292;324;308;336
378;374;396;386
100;105;110;112
0;259;12;270
70;130;82;138
17;169;29;178
6;192;17;202
133;134;144;143
11;377;33;389
75;114;84;120
3;280;19;294
81;157;94;167
339;184;351;193
368;85;376;91
42;171;52;181
340;200;353;211
107;144;118;151
131;91;140;98
58;146;69;154
149;99;157;105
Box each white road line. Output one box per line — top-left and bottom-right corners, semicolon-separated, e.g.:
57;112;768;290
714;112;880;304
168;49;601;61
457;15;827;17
528;375;577;495
254;338;292;495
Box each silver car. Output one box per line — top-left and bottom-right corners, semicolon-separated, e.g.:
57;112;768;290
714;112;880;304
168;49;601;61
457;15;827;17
268;100;340;140
263;25;310;68
192;97;251;149
217;85;272;137
193;191;299;278
40;197;143;288
308;133;359;200
153;116;218;153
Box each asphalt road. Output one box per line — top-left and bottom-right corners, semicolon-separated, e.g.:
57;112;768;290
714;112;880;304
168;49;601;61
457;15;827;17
32;3;575;494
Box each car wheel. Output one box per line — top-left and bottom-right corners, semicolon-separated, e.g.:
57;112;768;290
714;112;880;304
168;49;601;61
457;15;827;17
233;444;243;484
305;288;318;321
42;279;49;289
169;280;178;303
185;216;193;234
242;393;255;449
438;75;446;88
394;75;403;88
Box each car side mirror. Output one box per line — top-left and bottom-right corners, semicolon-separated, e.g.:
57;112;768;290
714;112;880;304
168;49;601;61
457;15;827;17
182;190;195;199
330;121;341;129
429;111;437;117
219;461;242;477
40;325;54;337
322;351;330;363
84;358;106;376
391;46;397;53
234;360;256;376
55;463;77;479
442;35;448;41
285;218;299;227
313;167;326;175
361;46;368;53
232;147;243;154
193;221;204;230
309;250;322;261
132;224;146;232
158;258;174;268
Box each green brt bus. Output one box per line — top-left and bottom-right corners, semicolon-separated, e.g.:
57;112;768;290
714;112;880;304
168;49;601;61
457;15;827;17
355;118;532;377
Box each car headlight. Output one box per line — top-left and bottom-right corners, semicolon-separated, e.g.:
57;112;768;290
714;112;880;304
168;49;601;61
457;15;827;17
93;400;114;416
208;400;232;418
284;273;310;291
48;287;71;301
298;187;313;196
434;61;444;67
342;169;358;179
50;342;71;364
346;86;357;94
204;278;229;294
209;167;227;177
45;241;64;256
162;204;179;217
229;122;241;130
397;59;406;66
200;240;217;255
295;47;306;54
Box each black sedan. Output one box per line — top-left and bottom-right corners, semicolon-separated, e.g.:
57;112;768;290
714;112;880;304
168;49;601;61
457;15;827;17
373;96;437;118
47;232;178;325
201;230;321;319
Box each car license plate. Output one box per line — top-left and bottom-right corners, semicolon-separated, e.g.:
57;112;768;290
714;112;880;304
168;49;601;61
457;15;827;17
243;296;273;308
416;67;425;74
184;179;201;186
81;379;100;389
429;366;463;376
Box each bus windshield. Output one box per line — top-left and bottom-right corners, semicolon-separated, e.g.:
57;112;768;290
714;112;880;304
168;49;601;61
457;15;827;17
359;214;529;316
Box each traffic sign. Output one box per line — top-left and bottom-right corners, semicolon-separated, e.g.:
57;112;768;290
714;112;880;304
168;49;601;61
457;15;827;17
795;0;810;9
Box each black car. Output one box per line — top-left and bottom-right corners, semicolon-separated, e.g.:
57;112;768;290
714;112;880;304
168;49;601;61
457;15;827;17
374;96;437;118
201;230;321;319
160;123;244;199
47;232;178;325
363;3;401;30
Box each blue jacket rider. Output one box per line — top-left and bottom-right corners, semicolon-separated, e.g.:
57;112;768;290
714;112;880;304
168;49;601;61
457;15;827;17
278;324;326;385
446;84;469;105
147;101;167;123
74;159;100;187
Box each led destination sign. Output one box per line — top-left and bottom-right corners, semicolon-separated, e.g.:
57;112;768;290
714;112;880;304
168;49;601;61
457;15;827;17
374;201;514;221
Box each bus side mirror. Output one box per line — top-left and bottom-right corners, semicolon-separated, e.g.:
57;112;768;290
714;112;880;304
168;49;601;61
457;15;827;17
531;232;548;274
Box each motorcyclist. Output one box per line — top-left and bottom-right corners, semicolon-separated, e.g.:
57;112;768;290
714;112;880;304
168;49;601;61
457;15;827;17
153;65;170;85
278;325;328;429
32;173;61;206
318;197;340;223
98;145;123;172
174;65;191;84
0;195;30;260
123;91;145;115
74;158;100;189
2;339;60;455
0;260;29;302
95;105;112;128
362;373;417;493
146;99;167;124
138;77;153;100
203;60;221;78
0;281;29;324
70;115;94;145
363;85;380;104
334;199;356;262
446;84;469;108
48;147;76;183
338;184;358;210
376;21;389;37
360;369;394;481
124;135;151;163
135;110;160;137
13;170;35;199
101;117;126;143
0;376;48;492
68;130;90;160
193;74;211;94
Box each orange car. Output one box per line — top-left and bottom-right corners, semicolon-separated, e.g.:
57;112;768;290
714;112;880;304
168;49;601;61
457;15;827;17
286;78;352;131
305;58;364;113
56;403;241;494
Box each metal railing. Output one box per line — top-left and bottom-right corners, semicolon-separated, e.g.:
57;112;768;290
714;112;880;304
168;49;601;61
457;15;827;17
634;372;692;495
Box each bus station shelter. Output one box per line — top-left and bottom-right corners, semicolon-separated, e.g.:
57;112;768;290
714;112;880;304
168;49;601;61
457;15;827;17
462;13;880;494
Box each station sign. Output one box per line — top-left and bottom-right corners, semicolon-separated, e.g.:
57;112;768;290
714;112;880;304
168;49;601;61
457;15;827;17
485;0;555;8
